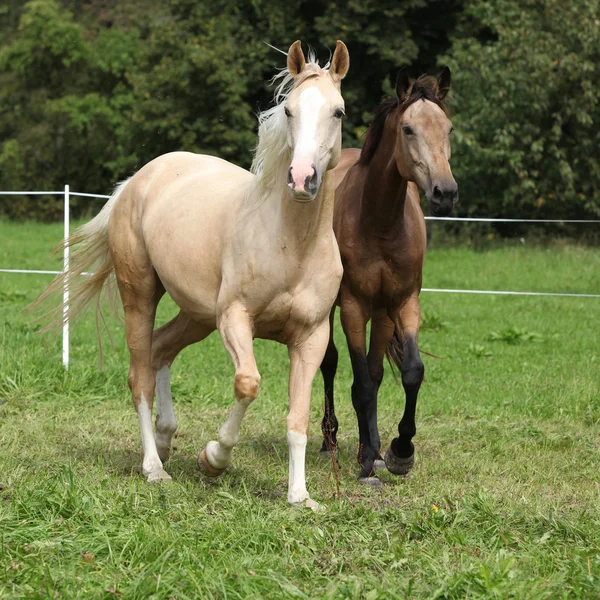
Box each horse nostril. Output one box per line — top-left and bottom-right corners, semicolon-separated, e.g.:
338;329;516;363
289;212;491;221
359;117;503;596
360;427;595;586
433;185;443;201
287;167;294;188
304;165;318;194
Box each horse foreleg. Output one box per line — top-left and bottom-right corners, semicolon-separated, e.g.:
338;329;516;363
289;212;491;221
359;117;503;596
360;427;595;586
287;320;330;510
151;312;213;462
340;295;380;484
367;310;395;470
199;307;260;475
319;308;339;456
385;294;424;476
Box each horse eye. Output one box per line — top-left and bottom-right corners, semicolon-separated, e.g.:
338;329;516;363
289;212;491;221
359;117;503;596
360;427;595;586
449;126;454;134
334;108;345;119
284;107;291;118
402;126;414;136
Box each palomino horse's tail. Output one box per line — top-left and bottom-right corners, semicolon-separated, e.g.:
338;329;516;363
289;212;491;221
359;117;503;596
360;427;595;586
385;332;404;384
32;180;130;336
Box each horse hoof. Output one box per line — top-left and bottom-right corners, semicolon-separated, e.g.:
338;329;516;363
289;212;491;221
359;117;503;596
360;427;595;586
146;469;172;483
358;476;382;488
320;448;336;458
374;457;387;471
291;497;325;512
157;447;171;463
384;447;414;476
198;448;225;478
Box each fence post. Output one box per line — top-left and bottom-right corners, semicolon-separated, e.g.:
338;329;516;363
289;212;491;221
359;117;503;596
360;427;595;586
62;184;70;370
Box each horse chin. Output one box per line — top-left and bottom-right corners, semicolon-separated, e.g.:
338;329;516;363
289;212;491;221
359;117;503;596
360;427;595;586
289;190;317;203
428;202;454;217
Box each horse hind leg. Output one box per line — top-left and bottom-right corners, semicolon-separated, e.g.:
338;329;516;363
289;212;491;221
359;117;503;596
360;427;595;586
114;240;169;482
151;312;213;462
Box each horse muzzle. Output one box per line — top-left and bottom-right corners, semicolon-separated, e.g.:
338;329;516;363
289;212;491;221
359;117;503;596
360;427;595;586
287;164;319;202
428;182;458;217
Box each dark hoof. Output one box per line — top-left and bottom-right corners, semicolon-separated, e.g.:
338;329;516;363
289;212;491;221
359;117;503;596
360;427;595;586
358;476;382;487
384;446;414;476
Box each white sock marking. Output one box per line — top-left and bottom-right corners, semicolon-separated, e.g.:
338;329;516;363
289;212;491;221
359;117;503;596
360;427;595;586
138;393;163;476
287;430;309;504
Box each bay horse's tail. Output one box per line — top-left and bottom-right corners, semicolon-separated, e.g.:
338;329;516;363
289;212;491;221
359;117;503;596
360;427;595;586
32;179;130;336
385;331;404;384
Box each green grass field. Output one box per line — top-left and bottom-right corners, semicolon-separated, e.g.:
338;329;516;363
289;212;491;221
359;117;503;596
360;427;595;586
1;221;600;599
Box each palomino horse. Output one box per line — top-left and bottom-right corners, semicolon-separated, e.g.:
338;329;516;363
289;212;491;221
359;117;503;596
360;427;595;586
319;69;458;484
40;41;350;510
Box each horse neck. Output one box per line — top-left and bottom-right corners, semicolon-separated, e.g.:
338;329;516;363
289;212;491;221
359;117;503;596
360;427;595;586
361;112;409;234
255;161;336;253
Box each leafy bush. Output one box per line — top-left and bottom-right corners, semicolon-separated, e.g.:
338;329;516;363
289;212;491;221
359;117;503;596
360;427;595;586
444;0;600;223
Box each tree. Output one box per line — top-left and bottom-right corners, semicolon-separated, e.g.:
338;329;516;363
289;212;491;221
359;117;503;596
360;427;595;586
444;0;600;222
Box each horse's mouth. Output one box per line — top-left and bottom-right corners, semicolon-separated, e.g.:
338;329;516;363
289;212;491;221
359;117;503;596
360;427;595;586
429;202;454;217
289;189;316;203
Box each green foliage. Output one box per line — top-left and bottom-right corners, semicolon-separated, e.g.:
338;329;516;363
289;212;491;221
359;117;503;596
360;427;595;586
488;326;543;344
0;0;598;226
467;342;492;357
0;0;459;219
445;0;600;223
421;312;447;331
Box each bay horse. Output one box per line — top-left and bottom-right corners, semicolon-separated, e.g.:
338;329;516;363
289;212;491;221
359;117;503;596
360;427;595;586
319;69;457;484
39;41;350;510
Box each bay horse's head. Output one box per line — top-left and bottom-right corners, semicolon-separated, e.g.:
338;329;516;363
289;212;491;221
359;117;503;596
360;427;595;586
395;68;458;216
284;40;349;202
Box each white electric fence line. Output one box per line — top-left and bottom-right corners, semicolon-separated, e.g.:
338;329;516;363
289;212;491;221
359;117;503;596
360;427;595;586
421;288;600;298
2;190;599;222
2;269;596;298
425;216;600;223
2;188;600;369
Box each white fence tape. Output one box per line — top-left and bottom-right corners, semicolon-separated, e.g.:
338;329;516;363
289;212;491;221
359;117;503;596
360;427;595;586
1;188;599;368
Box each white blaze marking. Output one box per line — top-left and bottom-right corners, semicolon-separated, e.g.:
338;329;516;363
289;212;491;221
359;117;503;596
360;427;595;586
290;87;326;189
287;430;309;504
296;86;326;156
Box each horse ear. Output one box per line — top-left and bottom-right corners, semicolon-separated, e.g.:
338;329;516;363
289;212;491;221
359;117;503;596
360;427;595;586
330;40;349;82
396;69;411;102
287;40;306;77
437;66;451;100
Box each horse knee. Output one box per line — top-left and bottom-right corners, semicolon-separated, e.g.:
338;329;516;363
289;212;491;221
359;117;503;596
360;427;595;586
234;371;261;401
401;358;424;390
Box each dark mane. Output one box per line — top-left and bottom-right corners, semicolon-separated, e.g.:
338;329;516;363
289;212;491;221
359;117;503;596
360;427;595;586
358;75;447;166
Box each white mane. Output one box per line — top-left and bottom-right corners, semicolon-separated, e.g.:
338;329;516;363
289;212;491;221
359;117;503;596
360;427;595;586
250;50;327;196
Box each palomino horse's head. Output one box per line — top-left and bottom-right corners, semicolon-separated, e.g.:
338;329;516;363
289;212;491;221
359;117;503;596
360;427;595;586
284;40;349;202
395;68;458;216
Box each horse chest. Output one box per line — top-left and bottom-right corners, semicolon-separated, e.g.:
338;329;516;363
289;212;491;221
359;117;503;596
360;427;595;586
342;250;421;310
